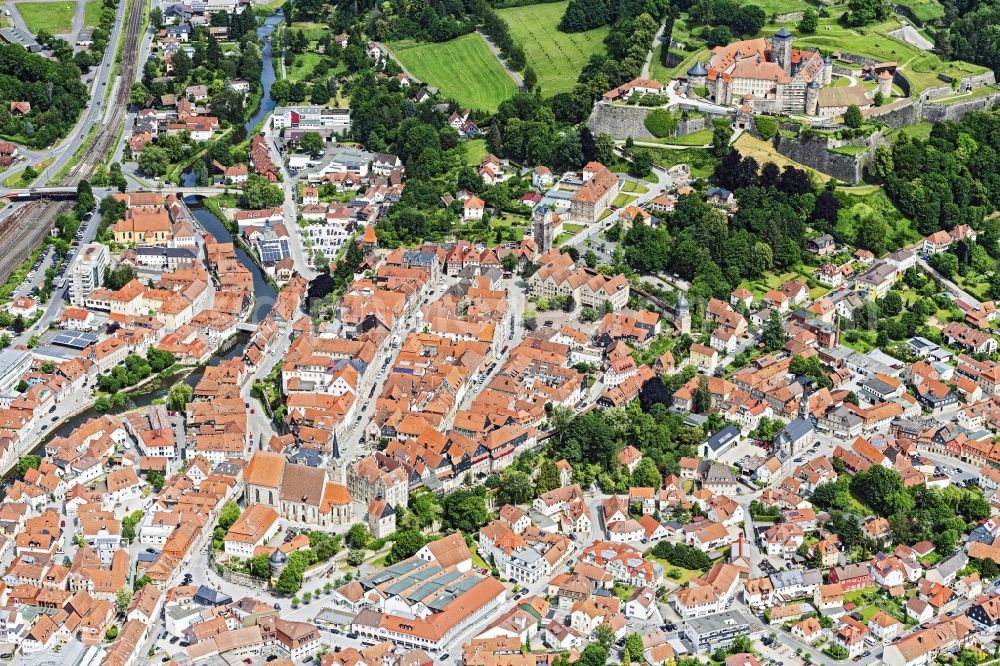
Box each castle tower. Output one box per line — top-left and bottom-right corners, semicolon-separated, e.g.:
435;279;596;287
805;78;820;116
686;61;708;94
877;70;893;98
772;28;793;76
676;292;691;335
823;55;833;86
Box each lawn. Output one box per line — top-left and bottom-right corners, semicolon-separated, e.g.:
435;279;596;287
464;139;487;166
933;84;1000;105
390;34;517;112
84;0;103;27
647;555;704;585
655;129;713;146
287;52;323;82
641;146;718;179
612;193;637;207
895;0;945;22
621;180;649;194
290;21;329;42
650;44;711;84
16;1;75;33
749;0;812;14
497;1;609;95
733;133;831;183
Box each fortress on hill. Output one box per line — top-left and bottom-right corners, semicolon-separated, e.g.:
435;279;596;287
687;28;843;116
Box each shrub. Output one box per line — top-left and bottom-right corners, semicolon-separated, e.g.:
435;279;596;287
644;109;678;138
754;115;779;140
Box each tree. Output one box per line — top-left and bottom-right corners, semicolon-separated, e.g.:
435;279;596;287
442;491;491;533
594;624;615;649
797;7;819;32
104;264;137;290
115;587;133;613
762;310;787;351
497;469;535;505
523;66;537;91
930;252;959;279
347;523;372;550
249;554;271;578
138;146;169;177
298;131;324;159
128;82;149;107
387;530;428;564
536;458;561;494
146;470;165;492
133;575;152;591
632;457;662;487
275;562;304;594
712;124;733;157
578;644;608;666
629;150;653;177
844;104;864;129
150;6;164;30
218;500;241;531
693;376;712;414
105;625;119;640
168;383;193;412
17;455;40;478
241;174;284;209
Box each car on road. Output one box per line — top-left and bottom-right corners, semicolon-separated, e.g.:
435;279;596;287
347;632;359;639
40;425;48;431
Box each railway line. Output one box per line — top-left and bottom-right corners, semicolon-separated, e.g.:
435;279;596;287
0;0;147;284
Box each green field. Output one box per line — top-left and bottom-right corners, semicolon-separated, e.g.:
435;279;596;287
16;1;76;33
391;34;517;112
288;52;323;82
654;129;714;146
497;1;610;95
84;0;102;26
464;138;488;166
748;0;812;14
895;0;945;22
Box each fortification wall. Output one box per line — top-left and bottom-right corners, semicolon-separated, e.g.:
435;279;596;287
587;104;657;140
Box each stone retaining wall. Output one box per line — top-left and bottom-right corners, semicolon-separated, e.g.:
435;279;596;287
586;104;657;140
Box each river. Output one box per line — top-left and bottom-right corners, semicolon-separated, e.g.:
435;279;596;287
181;11;282;186
35;197;278;453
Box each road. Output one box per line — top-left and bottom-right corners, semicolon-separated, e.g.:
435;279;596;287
640;20;668;80
478;30;523;90
918;256;982;307
0;0;133;189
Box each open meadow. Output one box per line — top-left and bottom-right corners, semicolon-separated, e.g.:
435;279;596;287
497;1;609;95
390;33;517;112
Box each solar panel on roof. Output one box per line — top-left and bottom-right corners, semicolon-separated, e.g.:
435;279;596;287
51;331;99;349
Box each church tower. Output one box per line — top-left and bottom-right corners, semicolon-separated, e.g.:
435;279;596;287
772;28;793;76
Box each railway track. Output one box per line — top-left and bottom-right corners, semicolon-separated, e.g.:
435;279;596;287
0;0;147;284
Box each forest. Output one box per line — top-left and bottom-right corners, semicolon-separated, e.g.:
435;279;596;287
0;44;89;148
879;111;1000;237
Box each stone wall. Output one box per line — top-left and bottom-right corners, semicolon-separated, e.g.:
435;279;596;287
924;92;1000;122
676;116;708;136
773;134;868;183
586;103;657;140
865;99;922;128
